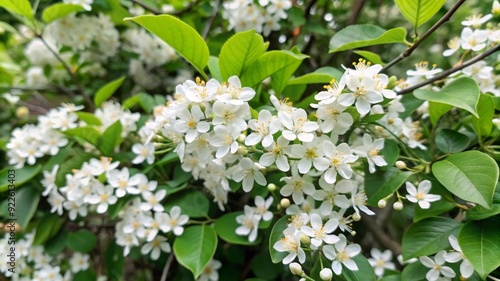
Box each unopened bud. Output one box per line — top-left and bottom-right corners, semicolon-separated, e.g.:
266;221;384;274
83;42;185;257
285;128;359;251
267;183;277;192
299;279;306;281
320;268;333;281
352;213;361;221
289;262;303;275
300;233;311;244
395;161;407;169
237;145;248;155
387;76;398;89
15;106;29;119
393;201;404;211
378;199;387;208
493;0;500;16
280;198;290;208
351;230;357;236
238;134;246;142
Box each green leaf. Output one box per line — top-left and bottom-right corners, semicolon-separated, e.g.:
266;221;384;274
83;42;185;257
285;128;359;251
329;25;407;53
353;50;386;65
104;0;130;25
414;77;480;118
42;3;83;23
432;151;499;208
0;165;42;192
45;228;68;255
401;262;427;281
207;56;223;82
0;0;33;19
76;112;102;126
173;225;218;279
472;94;494;136
399;93;425;119
126;15;209;78
428;101;453;126
214;212;261;245
270;47;305;94
402;217;461;260
466;183;500;220
219;29;268;80
55;150;94;186
73;269;97;281
395;0;446;28
67;229;97;253
269;215;290;263
435;129;470;154
380;139;399;168
342;255;377;281
164;190;209;218
365;167;412;206
414;182;456;222
288;66;342;86
240;50;309;87
104;242;125;279
15;186;40;230
64;127;102;146
98;121;123;155
94;76;125;107
34;214;63;245
251;251;282;280
459;219;500;279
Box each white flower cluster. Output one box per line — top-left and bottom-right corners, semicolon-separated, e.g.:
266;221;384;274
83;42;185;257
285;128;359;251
222;0;292;36
63;0;94;11
405;180;441;209
0;232;91;280
94;101;141;137
235;196;273;242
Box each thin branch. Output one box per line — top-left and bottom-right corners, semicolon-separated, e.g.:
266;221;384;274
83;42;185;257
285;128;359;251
348;0;366;25
381;0;467;73
173;0;204;16
130;0;160;14
18;100;48;114
488;275;500;281
160;253;175;281
396;43;500;95
361;213;402;256
202;0;220;39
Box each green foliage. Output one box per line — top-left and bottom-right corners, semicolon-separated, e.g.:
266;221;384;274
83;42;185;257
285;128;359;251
435;129;470;154
15;186;41;230
473;94;495;136
402;217;460;260
164;190;210;218
269;215;290;263
353;50;386;65
173;225;218;279
0;0;33;20
67;229;97;253
432;151;499;208
365;167;412;206
0;164;41;192
126;15;210;79
287;66;342;85
99;120;123;156
342;255;377;281
42;3;84;23
34;214;63;245
214;212;261;245
329;25;407;53
94;76;126;108
394;0;447;28
466;183;500;220
459;219;500;279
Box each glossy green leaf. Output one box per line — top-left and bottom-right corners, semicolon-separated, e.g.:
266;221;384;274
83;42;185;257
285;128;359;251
240;50;308;87
399;93;425;119
288;66;342;85
15;186;41;230
380;139;399;168
435;129;470;154
353;50;386;65
402;217;460;260
99;121;123;155
329;25;407;53
459;220;500;279
55;150;94;186
104;0;130;25
432;151;499;208
126;15;209;77
64;127;102;146
214;212;261;245
366;167;412;206
67;229;97;253
395;0;446;28
164;190;209;218
414;77;480;118
207;56;223;81
472;94;494;136
76;112;102;126
466;183;500;220
270;47;305;94
45;228;68;255
428;101;453;126
42;3;83;23
0;0;33;19
342;254;377;281
0;165;42;192
73;269;97;281
401;262;427;281
269;215;290;263
34;214;63;245
173;225;218;279
94;76;125;108
219;29;268;80
250;251;282;280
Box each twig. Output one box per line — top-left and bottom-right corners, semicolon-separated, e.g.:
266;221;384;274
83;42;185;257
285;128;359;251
489;275;500;281
348;0;366;25
381;0;467;73
396;44;500;95
18;100;48;114
160;253;175;281
130;0;160;14
202;0;220;39
173;0;204;16
361;213;402;256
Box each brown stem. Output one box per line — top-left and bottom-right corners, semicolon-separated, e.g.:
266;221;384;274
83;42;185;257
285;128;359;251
202;0;220;39
348;0;366;25
160;253;175;281
396;43;500;95
381;0;467;73
130;0;160;14
361;213;402;256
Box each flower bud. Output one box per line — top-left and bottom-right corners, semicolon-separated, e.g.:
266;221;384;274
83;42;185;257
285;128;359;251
387;76;398;89
289;262;303;275
280;198;290;208
300;233;311;244
237;145;248;155
267;183;277;192
493;0;500;16
352;213;361;221
238;134;246;142
351;231;357;236
320;268;333;281
299;279;306;281
393;201;403;211
378;199;387;208
15;106;29;119
395;161;407;169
